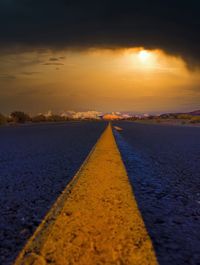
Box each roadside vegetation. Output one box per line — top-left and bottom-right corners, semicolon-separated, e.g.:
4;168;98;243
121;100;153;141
10;111;31;123
133;113;200;126
0;110;200;126
0;113;7;125
0;111;100;126
190;116;200;123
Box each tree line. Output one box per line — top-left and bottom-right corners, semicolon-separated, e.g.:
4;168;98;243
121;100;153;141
0;110;200;126
0;111;72;125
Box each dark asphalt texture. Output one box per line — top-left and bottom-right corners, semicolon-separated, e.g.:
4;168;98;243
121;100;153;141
113;122;200;265
0;121;106;265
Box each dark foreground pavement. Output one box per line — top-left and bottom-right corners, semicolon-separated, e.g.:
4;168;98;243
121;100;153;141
113;122;200;265
0;121;106;265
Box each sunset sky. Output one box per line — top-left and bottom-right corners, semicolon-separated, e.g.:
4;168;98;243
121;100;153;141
0;1;199;114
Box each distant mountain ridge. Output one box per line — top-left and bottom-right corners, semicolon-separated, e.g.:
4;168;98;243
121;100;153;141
188;110;200;116
161;110;200;117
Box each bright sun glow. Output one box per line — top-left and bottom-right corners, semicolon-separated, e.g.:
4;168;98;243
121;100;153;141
138;50;150;61
131;49;160;70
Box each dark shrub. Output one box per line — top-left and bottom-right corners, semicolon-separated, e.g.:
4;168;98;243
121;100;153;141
11;111;30;123
190;116;200;124
32;114;47;122
46;115;66;122
177;114;193;120
0;113;7;125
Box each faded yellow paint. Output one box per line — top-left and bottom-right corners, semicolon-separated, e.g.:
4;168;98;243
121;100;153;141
14;124;158;265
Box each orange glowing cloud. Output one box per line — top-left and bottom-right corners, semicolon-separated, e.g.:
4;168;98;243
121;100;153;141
0;47;199;114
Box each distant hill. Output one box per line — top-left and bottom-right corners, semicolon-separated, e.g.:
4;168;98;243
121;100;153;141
159;110;200;118
188;110;200;116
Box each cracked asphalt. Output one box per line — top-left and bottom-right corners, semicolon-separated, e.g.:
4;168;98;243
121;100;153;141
14;124;158;265
1;121;200;265
113;121;200;265
0;122;106;265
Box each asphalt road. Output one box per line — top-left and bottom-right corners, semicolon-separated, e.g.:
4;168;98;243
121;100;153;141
14;124;157;265
113;122;200;265
0;121;106;265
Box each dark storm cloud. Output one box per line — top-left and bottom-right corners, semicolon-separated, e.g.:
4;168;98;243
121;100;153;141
0;0;199;66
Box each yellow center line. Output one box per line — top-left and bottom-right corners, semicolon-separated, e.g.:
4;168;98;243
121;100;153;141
14;123;158;265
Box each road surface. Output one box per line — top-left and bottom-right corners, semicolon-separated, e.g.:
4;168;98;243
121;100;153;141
1;121;200;265
0;122;106;265
113;121;200;265
14;124;157;265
